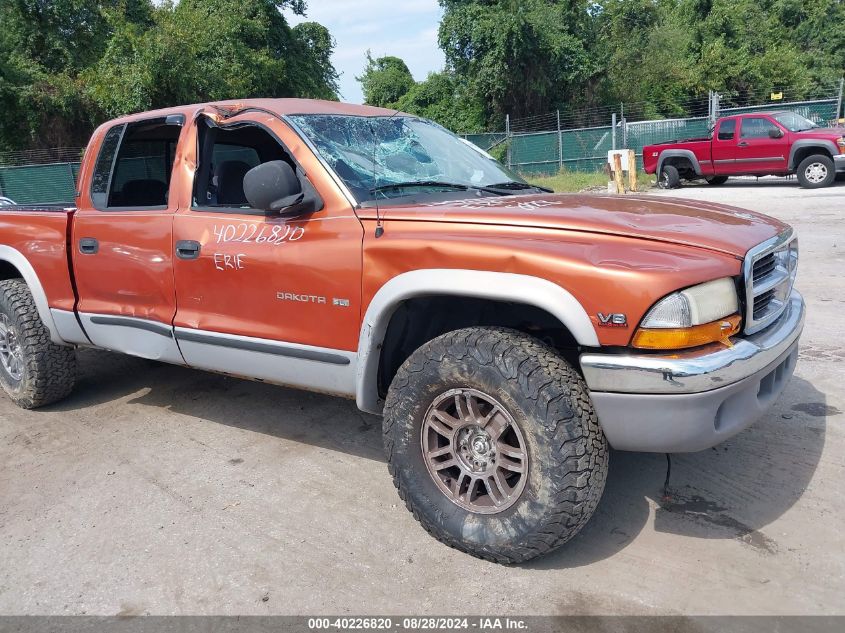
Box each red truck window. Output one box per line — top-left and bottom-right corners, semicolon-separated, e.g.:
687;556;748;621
740;117;781;139
717;119;736;141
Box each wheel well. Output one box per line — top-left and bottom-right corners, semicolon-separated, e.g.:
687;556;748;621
793;146;832;168
662;156;696;178
377;296;580;398
0;261;23;281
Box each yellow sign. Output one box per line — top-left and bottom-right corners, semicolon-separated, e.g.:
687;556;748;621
771;92;783;100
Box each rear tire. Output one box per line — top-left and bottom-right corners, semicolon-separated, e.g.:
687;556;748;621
796;154;835;188
383;327;608;564
0;279;76;408
705;176;729;185
658;164;680;189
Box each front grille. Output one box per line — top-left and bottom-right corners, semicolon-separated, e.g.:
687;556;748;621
753;288;775;319
752;253;776;282
743;230;798;335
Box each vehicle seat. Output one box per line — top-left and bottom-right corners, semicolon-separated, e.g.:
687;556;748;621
120;179;168;206
215;161;252;206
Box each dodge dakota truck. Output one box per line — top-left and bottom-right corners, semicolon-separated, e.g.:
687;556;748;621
0;99;804;563
644;110;845;189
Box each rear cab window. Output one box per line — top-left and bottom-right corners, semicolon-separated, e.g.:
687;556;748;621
89;115;185;210
716;119;736;141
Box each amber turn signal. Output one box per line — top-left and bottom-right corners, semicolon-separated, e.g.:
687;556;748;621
632;314;742;350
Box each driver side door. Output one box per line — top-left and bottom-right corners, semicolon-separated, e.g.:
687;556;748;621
171;111;364;397
735;116;789;173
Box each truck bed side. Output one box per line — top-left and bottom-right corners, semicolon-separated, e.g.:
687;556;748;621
0;206;78;341
642;138;713;174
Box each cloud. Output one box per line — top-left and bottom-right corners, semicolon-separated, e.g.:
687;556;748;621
287;1;446;103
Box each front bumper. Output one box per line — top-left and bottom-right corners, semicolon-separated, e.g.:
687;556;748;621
579;290;805;452
835;154;845;173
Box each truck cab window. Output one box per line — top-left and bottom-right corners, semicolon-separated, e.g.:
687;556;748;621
717;120;736;141
90;117;183;210
740;117;780;139
193;122;296;211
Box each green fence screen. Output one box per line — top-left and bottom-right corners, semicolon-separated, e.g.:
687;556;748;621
0;163;79;204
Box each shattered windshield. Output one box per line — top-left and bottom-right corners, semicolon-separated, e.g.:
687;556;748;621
288;114;529;203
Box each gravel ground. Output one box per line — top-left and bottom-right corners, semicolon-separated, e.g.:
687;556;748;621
0;178;843;616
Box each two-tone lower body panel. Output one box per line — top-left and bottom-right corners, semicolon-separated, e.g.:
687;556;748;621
580;291;805;452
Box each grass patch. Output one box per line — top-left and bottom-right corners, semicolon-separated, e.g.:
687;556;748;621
525;170;656;193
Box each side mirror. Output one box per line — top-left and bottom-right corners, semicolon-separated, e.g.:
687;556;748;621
243;161;304;213
768;128;784;139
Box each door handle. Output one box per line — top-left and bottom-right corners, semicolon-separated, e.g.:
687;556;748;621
175;240;201;260
78;238;99;254
738;141;749;147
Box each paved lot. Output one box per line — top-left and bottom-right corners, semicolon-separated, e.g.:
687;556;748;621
1;179;843;616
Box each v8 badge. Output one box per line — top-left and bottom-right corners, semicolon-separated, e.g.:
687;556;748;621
597;312;627;327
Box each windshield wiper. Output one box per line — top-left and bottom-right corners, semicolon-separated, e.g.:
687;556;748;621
485;181;553;193
370;180;470;193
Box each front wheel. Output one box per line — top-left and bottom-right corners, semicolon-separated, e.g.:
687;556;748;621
797;154;835;188
383;327;608;564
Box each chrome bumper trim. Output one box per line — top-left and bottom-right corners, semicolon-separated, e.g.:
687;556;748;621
580;290;804;394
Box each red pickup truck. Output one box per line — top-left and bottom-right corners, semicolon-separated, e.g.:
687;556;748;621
644;110;845;189
0;99;804;563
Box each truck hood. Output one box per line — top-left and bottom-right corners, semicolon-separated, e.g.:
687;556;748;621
794;127;845;140
364;193;787;258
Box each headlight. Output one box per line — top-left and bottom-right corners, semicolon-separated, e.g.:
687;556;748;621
632;277;741;349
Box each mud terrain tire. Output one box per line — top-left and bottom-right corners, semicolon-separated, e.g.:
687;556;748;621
0;279;76;408
383;327;608;564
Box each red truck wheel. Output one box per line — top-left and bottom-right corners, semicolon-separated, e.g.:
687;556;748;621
658;165;681;189
797;155;835;188
382;327;608;564
0;279;76;408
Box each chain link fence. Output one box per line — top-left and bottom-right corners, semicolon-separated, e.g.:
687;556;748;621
463;83;844;176
2;84;843;203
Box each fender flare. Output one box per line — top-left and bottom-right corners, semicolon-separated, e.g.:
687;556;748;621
657;149;703;177
788;139;838;170
0;245;64;345
355;269;599;414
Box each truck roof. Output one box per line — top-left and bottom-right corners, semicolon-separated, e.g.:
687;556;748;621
108;98;402;125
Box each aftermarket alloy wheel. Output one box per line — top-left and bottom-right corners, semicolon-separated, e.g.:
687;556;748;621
383;327;608;564
421;388;529;514
0;279;76;408
797;154;835;188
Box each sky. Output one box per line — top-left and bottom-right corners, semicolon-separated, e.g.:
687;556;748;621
285;0;446;104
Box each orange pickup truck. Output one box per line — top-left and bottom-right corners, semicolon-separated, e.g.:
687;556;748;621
0;99;804;563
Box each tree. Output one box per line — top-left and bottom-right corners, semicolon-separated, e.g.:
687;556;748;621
394;72;485;132
0;0;339;152
86;0;340;119
438;0;596;122
357;53;416;107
